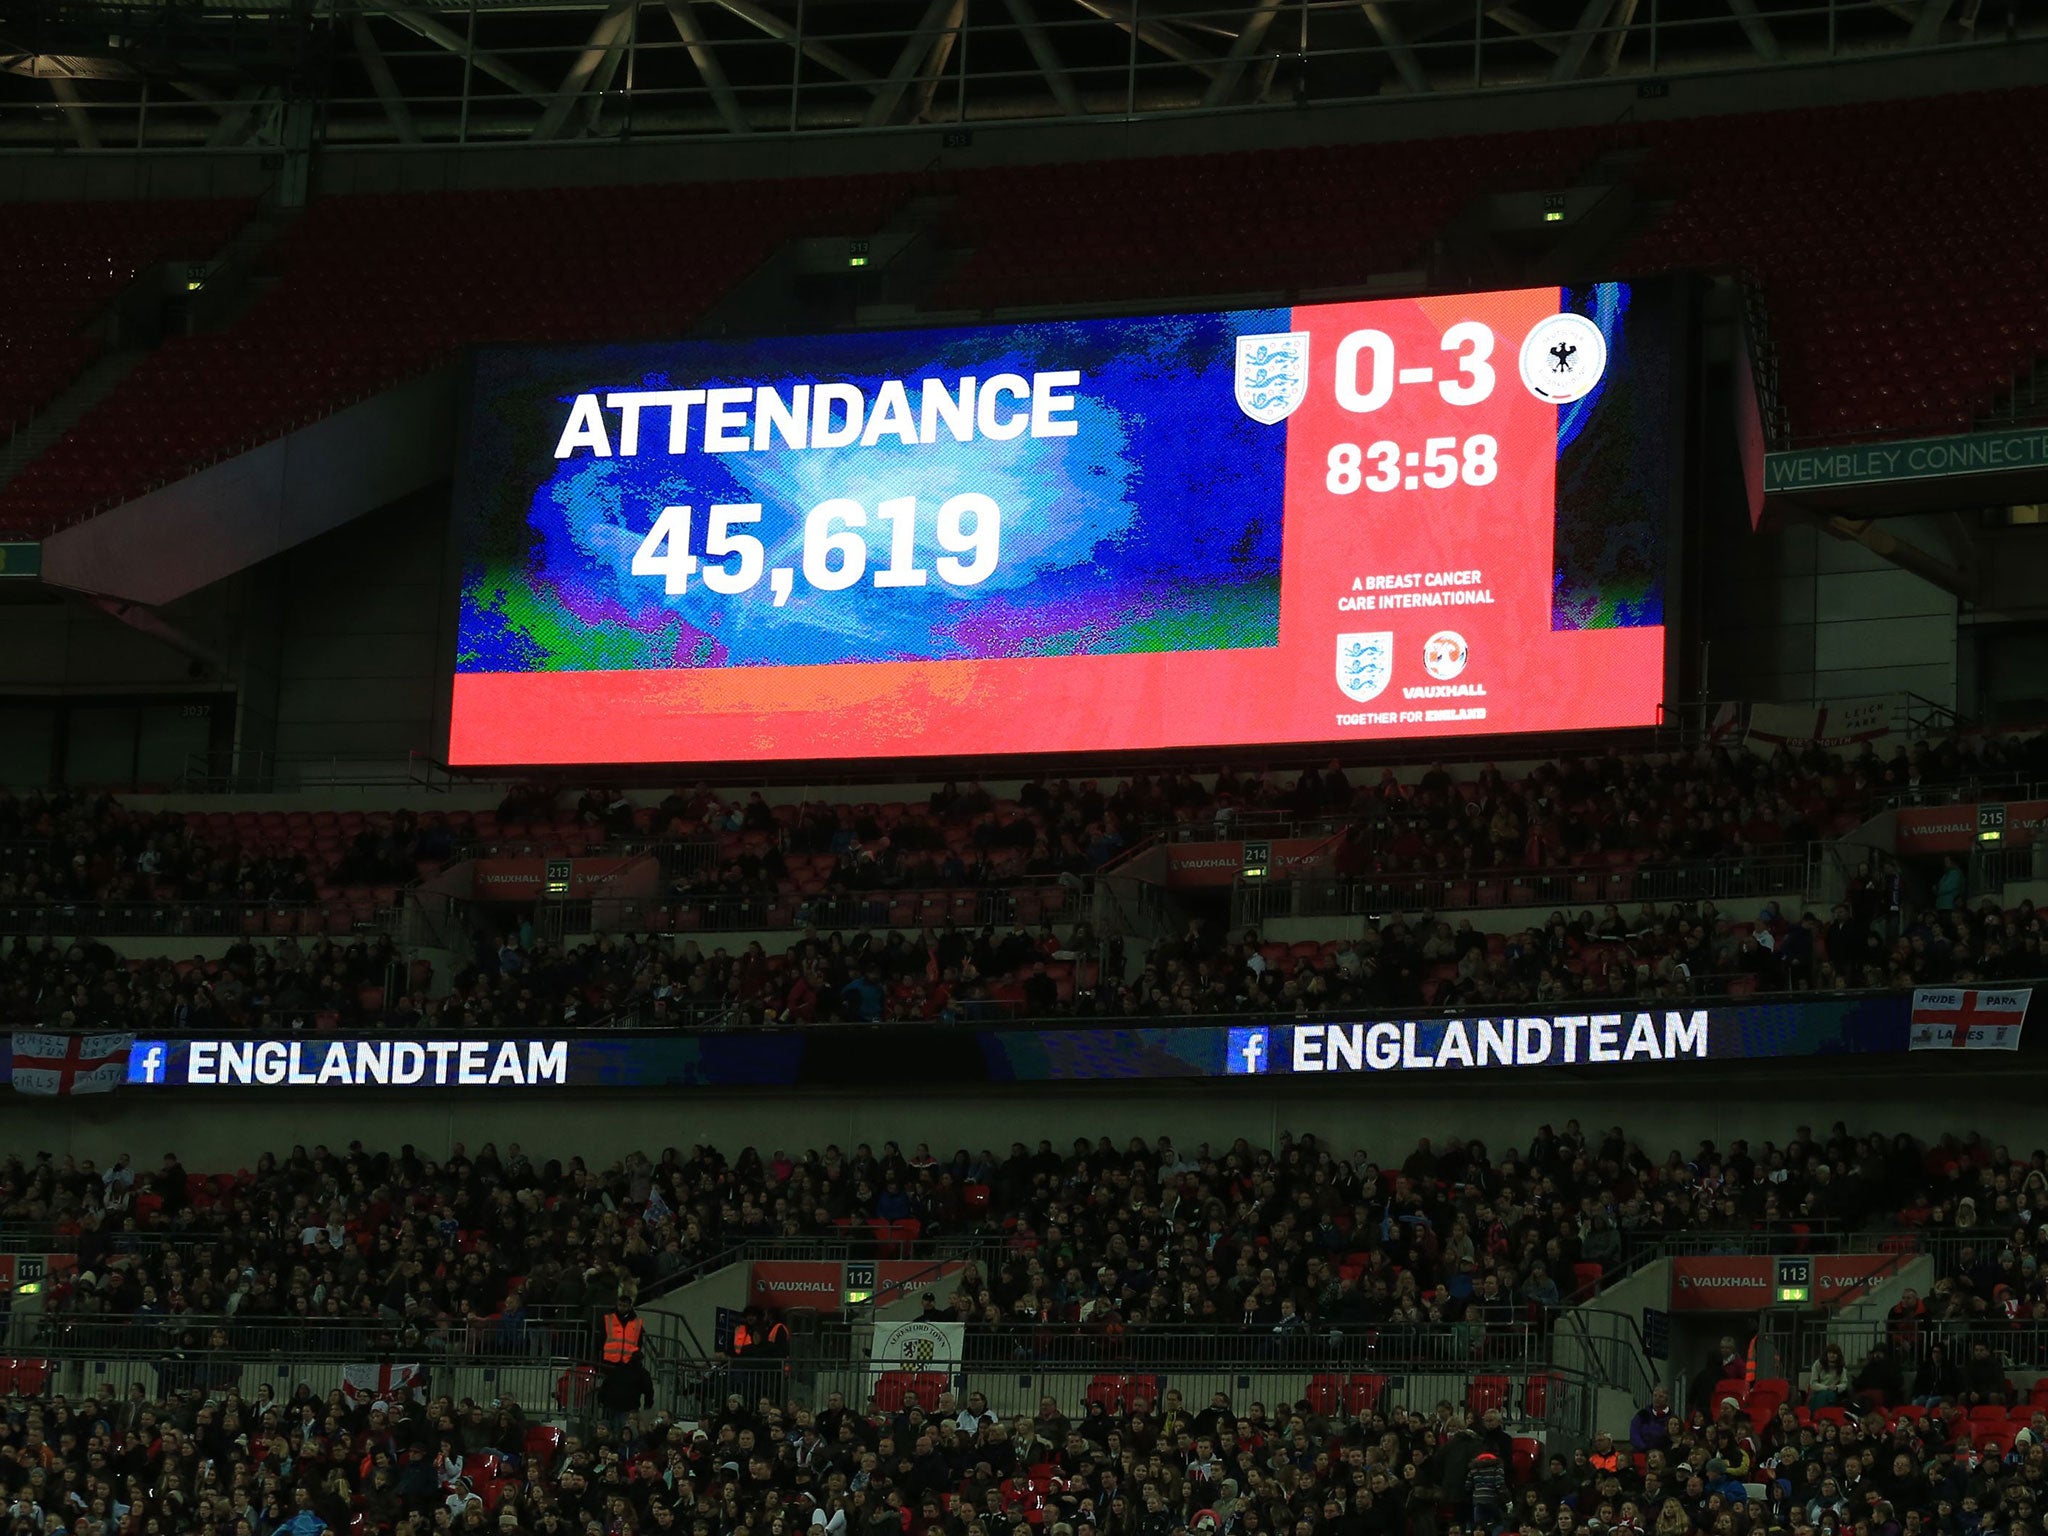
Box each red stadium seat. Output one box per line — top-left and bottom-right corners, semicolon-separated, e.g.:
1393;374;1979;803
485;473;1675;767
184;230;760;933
1344;1374;1388;1414
1468;1375;1510;1414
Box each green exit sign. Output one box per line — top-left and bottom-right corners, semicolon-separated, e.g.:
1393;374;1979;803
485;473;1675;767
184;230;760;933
1775;1256;1810;1304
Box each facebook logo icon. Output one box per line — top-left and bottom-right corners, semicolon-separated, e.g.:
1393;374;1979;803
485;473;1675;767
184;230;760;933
128;1042;168;1084
1226;1027;1271;1075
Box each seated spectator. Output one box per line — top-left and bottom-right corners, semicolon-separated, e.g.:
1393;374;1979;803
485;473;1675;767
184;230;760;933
1851;1342;1905;1406
1807;1343;1849;1408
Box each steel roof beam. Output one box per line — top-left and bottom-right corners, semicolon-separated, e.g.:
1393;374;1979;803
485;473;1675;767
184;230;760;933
709;0;879;90
904;0;967;123
375;3;554;104
1476;7;1565;55
50;76;99;148
661;0;749;133
1363;1;1431;91
1908;0;1955;45
1000;0;1084;116
1551;0;1619;79
1602;0;1637;68
1722;0;1781;60
1201;0;1283;106
865;0;963;125
533;0;634;138
1069;0;1220;78
352;15;422;143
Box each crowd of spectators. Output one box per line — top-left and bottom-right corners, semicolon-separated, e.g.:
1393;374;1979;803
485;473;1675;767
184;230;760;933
6;1121;2042;1362
7;1121;2048;1536
5;732;2044;919
13;1328;2048;1536
6;733;2048;1036
0;935;413;1038
12;1360;2048;1536
5;878;2040;1038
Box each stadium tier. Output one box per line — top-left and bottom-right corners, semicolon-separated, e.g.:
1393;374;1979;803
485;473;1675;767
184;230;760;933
923;130;1588;309
1;1127;2045;1536
0;198;252;448
0;177;904;536
1619;91;2048;442
2;731;2038;1031
0;1124;2027;1322
2;88;2046;536
0;741;1942;904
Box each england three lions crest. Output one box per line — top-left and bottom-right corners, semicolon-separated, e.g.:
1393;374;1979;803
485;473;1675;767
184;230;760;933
1236;331;1309;425
1337;632;1393;703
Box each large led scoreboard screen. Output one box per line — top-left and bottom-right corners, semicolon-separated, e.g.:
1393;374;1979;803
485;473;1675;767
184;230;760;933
449;281;1676;766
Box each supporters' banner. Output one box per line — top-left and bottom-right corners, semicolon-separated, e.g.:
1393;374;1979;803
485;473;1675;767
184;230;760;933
1908;987;2030;1050
750;1261;843;1310
1746;697;1893;748
1671;1255;1896;1311
10;1031;133;1095
1895;801;2048;854
340;1361;425;1404
871;1319;966;1373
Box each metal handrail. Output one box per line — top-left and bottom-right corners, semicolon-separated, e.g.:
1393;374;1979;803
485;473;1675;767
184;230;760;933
1550;1305;1659;1401
0;898;392;938
1771;1316;2048;1374
1234;851;1814;924
617;881;1083;936
633;1233;1008;1309
27;1308;595;1362
3;973;2037;1039
702;1315;1566;1374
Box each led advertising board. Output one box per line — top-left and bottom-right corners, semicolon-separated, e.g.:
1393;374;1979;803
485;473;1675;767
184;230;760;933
449;282;1673;765
74;987;1992;1096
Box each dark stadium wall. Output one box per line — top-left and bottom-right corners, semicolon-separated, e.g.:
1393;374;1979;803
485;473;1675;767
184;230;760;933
263;494;458;767
0;497;452;786
38;372;457;610
1695;515;1963;710
1689;300;1964;714
5;1077;2041;1167
0;583;248;787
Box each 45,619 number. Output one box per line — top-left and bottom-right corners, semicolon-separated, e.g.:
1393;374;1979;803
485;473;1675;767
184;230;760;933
629;492;1001;605
1326;435;1499;495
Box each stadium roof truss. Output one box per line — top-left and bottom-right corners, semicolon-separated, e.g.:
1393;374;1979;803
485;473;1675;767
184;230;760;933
0;0;2031;148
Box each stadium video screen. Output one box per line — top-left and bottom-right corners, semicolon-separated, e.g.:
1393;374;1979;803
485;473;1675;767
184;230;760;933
448;282;1675;766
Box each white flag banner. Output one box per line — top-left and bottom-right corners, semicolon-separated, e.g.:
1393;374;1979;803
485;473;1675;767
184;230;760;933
1908;987;2031;1051
1746;699;1894;749
10;1032;134;1096
340;1361;426;1405
870;1319;965;1374
1825;696;1896;743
